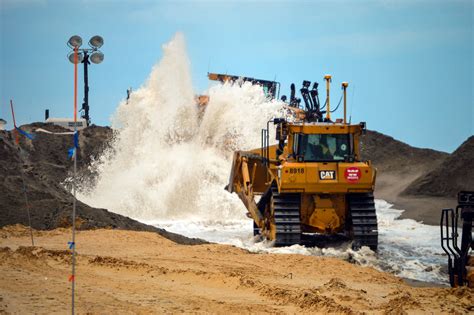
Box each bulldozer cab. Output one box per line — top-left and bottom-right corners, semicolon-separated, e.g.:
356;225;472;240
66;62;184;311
293;132;351;162
268;121;366;165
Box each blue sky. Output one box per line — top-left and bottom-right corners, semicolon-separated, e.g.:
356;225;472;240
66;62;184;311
0;0;472;152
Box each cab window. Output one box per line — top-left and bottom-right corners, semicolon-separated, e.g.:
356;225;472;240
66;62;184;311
297;134;350;162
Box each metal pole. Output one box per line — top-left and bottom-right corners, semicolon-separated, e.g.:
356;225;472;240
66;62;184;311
71;131;77;315
324;75;332;121
71;46;78;315
342;82;348;124
82;52;90;126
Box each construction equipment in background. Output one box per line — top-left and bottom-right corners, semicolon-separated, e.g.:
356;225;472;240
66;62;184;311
440;191;474;288
227;75;378;250
207;72;280;100
196;73;281;117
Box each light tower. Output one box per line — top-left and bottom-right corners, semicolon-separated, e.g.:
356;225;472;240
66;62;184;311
67;35;104;126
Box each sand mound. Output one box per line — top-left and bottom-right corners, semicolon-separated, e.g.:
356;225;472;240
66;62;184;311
0;127;205;245
361;130;448;174
403;136;474;197
360;131;473;224
0;123;114;230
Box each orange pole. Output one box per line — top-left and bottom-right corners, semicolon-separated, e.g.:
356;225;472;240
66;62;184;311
74;47;78;123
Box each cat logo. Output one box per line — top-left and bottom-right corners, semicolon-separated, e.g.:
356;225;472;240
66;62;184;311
319;170;336;180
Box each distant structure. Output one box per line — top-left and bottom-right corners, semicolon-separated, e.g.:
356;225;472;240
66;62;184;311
126;87;132;104
44;109;86;131
0;119;6;130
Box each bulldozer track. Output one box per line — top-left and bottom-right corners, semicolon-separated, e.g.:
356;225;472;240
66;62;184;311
348;193;378;251
271;186;302;247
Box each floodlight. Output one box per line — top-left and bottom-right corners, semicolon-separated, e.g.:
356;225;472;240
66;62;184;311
88;35;104;48
68;51;84;64
90;51;104;64
68;35;83;48
66;34;104;127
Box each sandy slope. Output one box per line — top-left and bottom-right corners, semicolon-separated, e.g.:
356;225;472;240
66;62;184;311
375;172;455;225
403;136;474;198
0;225;472;314
360;130;455;225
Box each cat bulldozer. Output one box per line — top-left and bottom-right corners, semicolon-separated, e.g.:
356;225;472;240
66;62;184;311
440;191;474;287
227;75;378;250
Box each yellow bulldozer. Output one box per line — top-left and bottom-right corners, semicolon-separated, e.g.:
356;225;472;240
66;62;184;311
226;75;378;250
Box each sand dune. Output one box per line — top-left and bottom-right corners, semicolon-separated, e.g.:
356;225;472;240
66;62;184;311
404;136;474;198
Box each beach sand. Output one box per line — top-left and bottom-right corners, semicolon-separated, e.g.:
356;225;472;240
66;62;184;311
0;225;472;314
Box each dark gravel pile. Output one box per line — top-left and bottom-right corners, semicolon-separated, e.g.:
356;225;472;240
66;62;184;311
0;124;205;245
360;130;449;174
402;136;474;197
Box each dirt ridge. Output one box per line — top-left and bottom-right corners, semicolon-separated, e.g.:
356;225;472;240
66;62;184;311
0;125;205;245
403;136;474;197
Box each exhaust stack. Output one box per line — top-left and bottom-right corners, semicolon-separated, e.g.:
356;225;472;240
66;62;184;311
342;82;348;124
324;75;332;121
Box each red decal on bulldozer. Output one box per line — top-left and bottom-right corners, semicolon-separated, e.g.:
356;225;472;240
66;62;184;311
345;167;361;183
